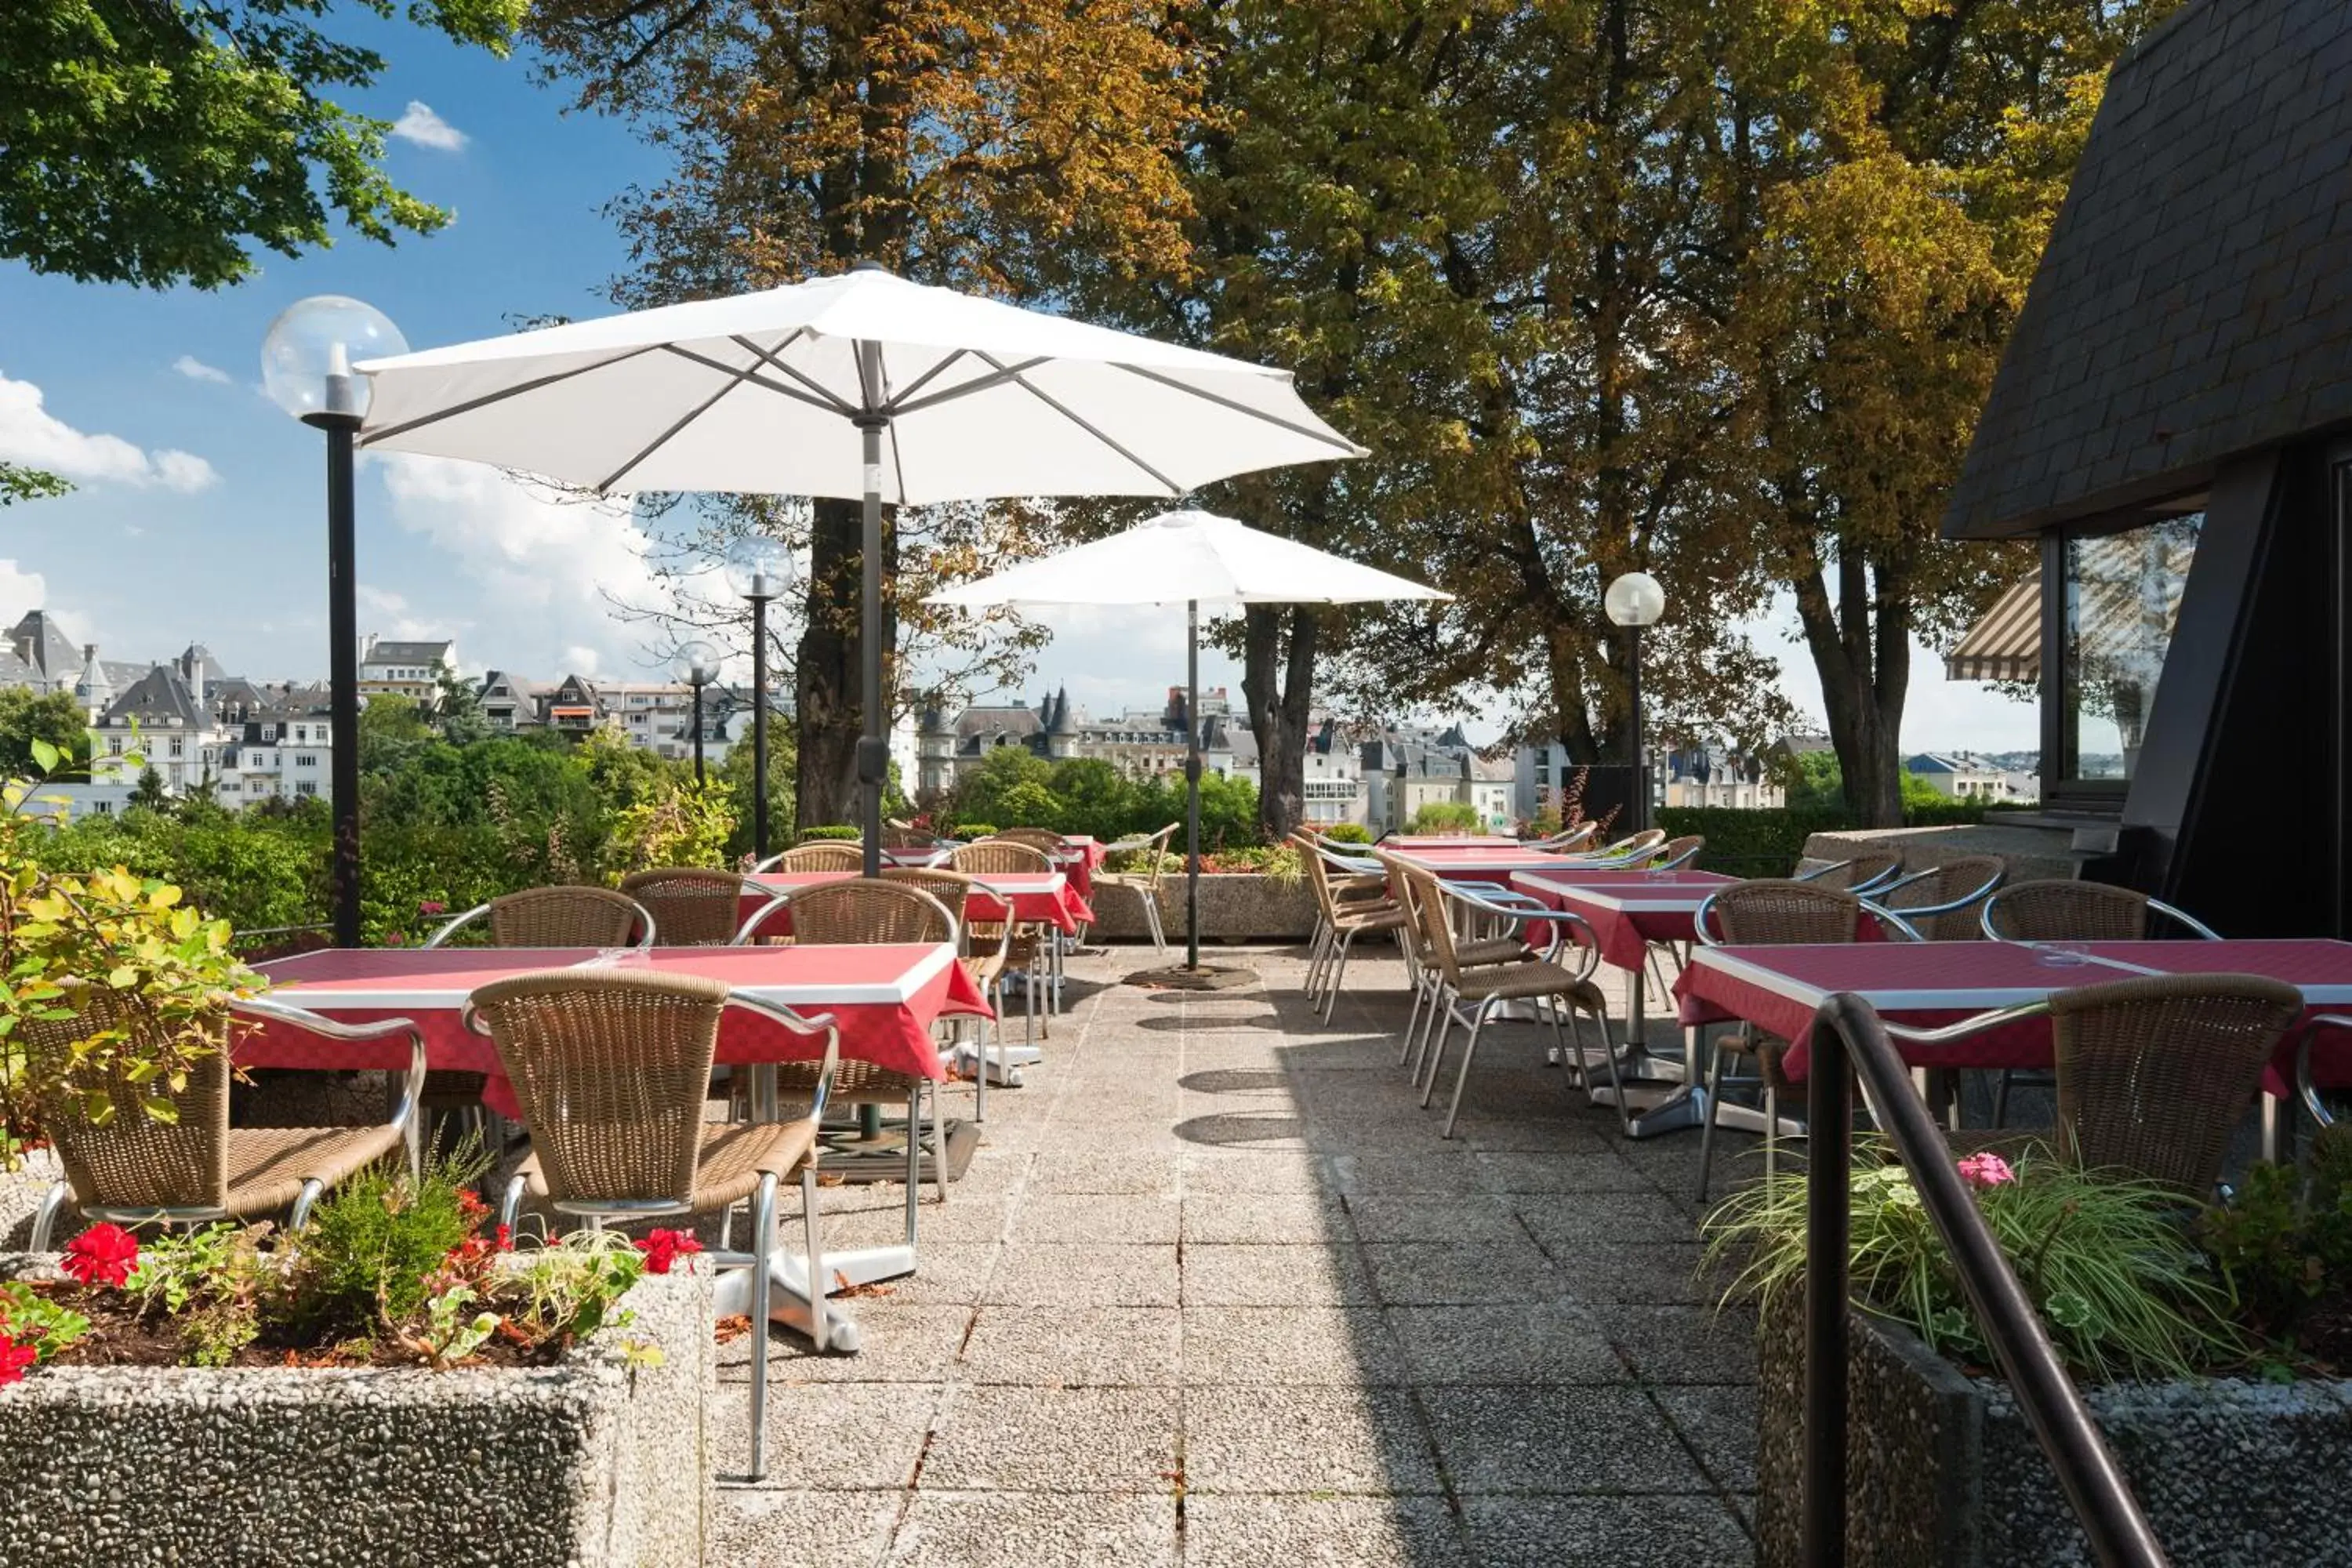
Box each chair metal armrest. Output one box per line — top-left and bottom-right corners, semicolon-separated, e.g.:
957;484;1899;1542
959;879;1018;963
1860;901;1926;943
732;892;794;946
1882;867;2002;922
2295;1014;2352;1130
1436;883;1599;969
423;905;492;948
233;996;428;1171
725;997;841;1125
1794;858;1849;884
2147;897;2223;940
1652;844;1703;872
1879;997;2055;1048
629;903;659;949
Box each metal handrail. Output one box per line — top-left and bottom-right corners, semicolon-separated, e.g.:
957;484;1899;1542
1802;991;2168;1567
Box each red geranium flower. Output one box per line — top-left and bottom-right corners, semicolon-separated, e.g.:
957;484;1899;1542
456;1188;492;1226
0;1340;37;1386
493;1224;513;1252
418;899;448;916
634;1229;702;1275
60;1223;140;1289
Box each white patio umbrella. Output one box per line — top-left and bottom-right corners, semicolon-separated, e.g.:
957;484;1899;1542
927;509;1450;970
352;263;1364;874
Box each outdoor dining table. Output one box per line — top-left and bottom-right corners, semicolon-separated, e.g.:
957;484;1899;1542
1506;866;1742;1138
1381;844;1600;880
739;869;1096;939
1054;835;1106;902
250;942;992;1328
1673;938;2352;1141
1379;833;1527;849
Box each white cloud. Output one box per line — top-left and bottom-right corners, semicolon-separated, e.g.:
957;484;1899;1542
0;562;48;630
358;584;446;644
390;101;468;153
1740;592;2042;753
0;371;220;492
374;455;668;677
171;355;231;386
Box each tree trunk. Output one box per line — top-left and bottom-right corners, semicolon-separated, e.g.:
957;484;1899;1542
1243;604;1319;840
1789;548;1911;827
794;496;862;829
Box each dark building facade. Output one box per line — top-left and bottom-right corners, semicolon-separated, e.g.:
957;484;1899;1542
1945;0;2352;936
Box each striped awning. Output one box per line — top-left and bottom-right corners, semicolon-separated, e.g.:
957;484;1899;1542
1945;575;2042;682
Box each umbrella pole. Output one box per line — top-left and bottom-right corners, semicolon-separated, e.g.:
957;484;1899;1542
858;394;887;880
1186;598;1201;971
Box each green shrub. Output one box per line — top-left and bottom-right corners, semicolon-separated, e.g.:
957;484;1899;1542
2196;1127;2352;1350
1408;801;1480;833
292;1142;491;1330
949;822;999;840
798;824;862;842
1321;822;1372;844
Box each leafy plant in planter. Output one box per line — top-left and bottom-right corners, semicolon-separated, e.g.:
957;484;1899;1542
1704;1142;2243;1380
2197;1128;2352;1370
0;750;263;1169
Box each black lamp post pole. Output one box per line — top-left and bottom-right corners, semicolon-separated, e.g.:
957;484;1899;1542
1627;623;1646;836
307;408;363;949
749;586;772;859
691;676;707;786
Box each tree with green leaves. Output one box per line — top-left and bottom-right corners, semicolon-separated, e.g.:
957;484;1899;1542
0;690;89;779
1;0;525;292
0;466;70;509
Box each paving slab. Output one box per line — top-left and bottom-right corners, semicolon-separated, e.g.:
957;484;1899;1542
958;1305;1181;1386
1181;1305;1405;1385
1184;1385;1442;1494
1183;1494;1473;1567
886;1492;1176;1567
1458;1494;1755;1566
1182;1242;1376;1306
983;1243;1181;1307
709;1487;900;1568
1420;1385;1712;1495
1384;1302;1628;1386
922;1385;1180;1493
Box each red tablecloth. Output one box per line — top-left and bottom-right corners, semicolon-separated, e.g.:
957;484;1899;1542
1382;835;1526;849
249;944;988;1117
1054;837;1106;902
739;870;1094;938
1672;938;2352;1088
1508;869;1739;973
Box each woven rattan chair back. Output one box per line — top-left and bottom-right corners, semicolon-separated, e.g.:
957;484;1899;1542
788;878;956;946
1598;828;1666;858
881;821;935;850
468;969;731;1208
1388;861;1463;982
1296;835;1345;924
2049;975;2303;1193
1883;855;2005;941
17;986;231;1212
619;869;746;946
775;840;866;872
1703;880;1863;946
990;828;1068;856
1983;879;2153;942
486;886;648;947
951;840;1055;877
1652;834;1705;868
880;868;979;931
1805;851;1902;892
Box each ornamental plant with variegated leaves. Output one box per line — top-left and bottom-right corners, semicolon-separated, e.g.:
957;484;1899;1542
0;745;263;1167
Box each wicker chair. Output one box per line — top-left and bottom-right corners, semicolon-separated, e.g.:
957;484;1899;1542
1886;975;2303;1196
950;841;1057;1029
756;841;866;873
759;879;960;1240
425;885;654;949
1875;855;2005;942
989;828;1070;857
1531;822;1600;851
1978;879;2220;1126
1795;851;1904;895
26;991;426;1250
1377;851;1565;1080
1095;822;1180;955
1692;880;1922;1201
1649;834;1705;871
880;866;1013;1112
464;968;843;1483
1381;855;1613;1138
619;869;747;947
1300;839;1409;1022
1588;828;1667;862
420;886;655;1137
1980;879;2220;942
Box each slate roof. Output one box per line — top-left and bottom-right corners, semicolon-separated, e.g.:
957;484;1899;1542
367;640;452;664
97;666;207;729
6;612;78;681
1944;0;2352;539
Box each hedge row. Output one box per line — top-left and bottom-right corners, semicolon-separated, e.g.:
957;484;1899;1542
1658;801;2007;878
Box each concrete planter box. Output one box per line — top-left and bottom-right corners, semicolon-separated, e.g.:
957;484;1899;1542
0;1264;711;1567
1087;873;1322;943
1757;1292;2352;1566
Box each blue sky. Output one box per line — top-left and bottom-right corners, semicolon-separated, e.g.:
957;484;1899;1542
0;19;2037;751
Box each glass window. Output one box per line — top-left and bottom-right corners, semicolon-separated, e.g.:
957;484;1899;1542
2063;512;2201;785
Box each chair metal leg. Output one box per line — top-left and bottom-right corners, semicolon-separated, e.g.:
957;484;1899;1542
930;1080;949;1205
1696;1039;1729;1203
904;1089;922;1247
746;1172;776;1483
1322;931;1356;1022
499;1173;526;1233
288;1178;326;1232
1992;1068;2013;1128
1442;1000;1497;1138
971;1018;986;1123
1762;1083;1780;1184
1420;1003;1457;1108
29;1181;68;1254
1399;978;1428;1065
800;1165;830;1352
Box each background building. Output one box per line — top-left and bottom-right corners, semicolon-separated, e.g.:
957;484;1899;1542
358;637;458;702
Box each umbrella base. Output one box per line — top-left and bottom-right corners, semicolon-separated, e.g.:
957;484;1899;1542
1123;963;1260;991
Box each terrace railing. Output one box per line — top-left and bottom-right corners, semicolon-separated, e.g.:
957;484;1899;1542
1801;991;2169;1567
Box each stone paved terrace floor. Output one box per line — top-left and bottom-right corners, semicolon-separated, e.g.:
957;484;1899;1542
711;942;1766;1567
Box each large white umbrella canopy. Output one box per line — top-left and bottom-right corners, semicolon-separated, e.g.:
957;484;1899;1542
354;264;1363;499
350;266;1363;873
927;510;1448;968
